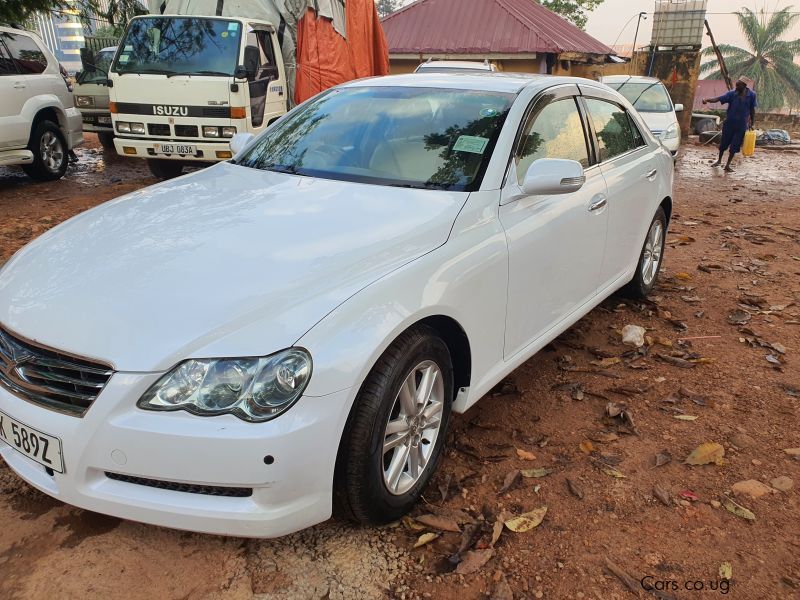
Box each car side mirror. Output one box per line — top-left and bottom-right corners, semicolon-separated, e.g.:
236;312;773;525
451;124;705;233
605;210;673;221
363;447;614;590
521;159;585;195
230;132;254;156
674;103;684;112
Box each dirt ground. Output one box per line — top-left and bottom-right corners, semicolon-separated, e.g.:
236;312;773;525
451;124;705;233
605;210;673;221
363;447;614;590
1;136;798;600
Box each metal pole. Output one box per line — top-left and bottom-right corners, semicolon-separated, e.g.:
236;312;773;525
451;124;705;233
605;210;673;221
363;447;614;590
630;12;646;73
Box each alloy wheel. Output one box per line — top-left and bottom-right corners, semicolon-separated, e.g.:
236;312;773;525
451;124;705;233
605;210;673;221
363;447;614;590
40;131;64;173
382;360;445;495
641;220;664;286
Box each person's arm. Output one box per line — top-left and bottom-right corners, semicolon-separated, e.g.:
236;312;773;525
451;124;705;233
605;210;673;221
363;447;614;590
702;93;729;105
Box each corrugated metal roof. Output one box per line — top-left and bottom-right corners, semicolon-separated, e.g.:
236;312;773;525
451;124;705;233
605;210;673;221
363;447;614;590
382;0;613;56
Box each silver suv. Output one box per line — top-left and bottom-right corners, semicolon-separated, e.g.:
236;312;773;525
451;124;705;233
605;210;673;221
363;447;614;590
0;25;84;180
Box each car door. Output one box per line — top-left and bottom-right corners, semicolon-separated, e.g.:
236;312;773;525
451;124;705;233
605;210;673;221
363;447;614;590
580;91;661;288
0;36;26;149
2;32;52;148
499;86;609;359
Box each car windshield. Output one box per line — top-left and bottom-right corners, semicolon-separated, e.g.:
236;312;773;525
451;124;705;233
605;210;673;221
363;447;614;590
236;86;515;191
111;17;240;76
607;81;673;112
80;48;114;84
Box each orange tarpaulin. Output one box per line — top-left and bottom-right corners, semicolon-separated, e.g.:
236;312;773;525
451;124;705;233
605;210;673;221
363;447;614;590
295;0;389;104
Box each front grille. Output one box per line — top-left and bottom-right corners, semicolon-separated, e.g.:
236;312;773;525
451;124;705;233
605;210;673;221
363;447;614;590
0;325;113;416
148;123;170;136
105;472;253;497
202;106;229;118
174;125;198;137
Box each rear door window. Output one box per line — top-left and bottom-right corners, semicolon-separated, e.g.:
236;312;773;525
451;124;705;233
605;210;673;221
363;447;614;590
0;41;17;75
4;33;48;74
584;98;639;162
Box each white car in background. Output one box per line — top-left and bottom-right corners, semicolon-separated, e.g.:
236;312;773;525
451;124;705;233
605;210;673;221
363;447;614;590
415;59;497;74
601;75;683;157
0;73;673;538
0;25;83;180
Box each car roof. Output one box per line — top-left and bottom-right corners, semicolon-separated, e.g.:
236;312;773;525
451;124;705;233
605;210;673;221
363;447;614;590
601;75;663;85
344;73;601;95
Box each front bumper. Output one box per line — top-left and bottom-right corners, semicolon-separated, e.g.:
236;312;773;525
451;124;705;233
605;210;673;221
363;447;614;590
80;109;113;133
0;374;352;537
113;136;231;162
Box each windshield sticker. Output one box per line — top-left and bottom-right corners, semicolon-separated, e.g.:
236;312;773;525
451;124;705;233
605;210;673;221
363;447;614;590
228;22;239;31
453;135;489;154
124;45;133;51
480;108;499;118
118;54;130;63
221;31;228;38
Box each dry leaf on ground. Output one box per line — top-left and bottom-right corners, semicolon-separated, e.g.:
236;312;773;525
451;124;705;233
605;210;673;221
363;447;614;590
685;442;725;466
516;448;536;461
504;507;547;532
720;562;733;580
415;514;460;532
521;468;551;478
413;532;439;548
455;549;495;574
723;496;756;521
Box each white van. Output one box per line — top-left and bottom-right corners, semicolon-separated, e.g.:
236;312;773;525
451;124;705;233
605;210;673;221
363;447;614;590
601;75;683;158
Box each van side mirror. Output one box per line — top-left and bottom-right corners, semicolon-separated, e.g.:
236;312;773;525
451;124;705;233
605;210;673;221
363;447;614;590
521;159;585;195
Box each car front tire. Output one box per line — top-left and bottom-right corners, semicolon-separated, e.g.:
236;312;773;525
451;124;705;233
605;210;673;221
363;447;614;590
23;120;68;181
621;206;667;299
334;325;454;525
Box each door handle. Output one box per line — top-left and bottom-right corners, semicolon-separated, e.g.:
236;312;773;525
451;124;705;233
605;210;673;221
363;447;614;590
13;82;26;89
588;196;607;212
646;168;658;180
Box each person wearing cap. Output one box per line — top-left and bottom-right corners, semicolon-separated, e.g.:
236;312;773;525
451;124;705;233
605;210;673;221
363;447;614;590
701;77;757;171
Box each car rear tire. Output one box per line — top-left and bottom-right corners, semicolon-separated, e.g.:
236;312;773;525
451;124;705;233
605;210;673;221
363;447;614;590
147;159;184;180
620;207;667;299
97;131;116;149
22;120;68;181
334;325;454;525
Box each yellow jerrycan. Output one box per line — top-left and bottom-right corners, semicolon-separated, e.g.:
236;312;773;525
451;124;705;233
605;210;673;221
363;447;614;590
742;130;756;157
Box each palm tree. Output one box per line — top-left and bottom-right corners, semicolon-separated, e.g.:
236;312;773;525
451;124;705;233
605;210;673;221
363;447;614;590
700;7;800;112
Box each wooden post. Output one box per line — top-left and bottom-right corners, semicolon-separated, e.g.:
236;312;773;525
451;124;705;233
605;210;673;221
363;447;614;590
704;19;733;90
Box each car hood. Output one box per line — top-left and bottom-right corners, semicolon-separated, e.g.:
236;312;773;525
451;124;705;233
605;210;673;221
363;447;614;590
0;163;468;372
638;110;677;133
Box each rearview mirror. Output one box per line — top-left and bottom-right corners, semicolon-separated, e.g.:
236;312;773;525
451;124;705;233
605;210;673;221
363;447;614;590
674;103;684;112
521;159;585;195
230;132;254;156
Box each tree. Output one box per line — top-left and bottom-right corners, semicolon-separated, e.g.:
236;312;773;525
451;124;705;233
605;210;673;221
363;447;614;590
1;0;145;31
700;7;800;112
537;0;604;30
375;0;401;19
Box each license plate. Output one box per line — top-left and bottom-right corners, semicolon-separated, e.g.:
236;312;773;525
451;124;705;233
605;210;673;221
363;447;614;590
0;410;64;473
154;143;197;156
97;116;111;125
82;116;95;124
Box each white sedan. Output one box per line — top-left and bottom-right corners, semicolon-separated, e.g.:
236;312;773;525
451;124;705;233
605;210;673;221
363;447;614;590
0;73;673;537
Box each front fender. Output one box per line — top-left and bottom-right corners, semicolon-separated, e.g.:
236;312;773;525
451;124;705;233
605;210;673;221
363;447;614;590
296;190;509;411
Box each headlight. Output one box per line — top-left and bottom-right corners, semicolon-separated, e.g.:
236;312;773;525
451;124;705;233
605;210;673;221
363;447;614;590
75;95;94;107
130;122;145;134
203;126;220;137
663;123;679;140
221;126;236;138
137;348;312;422
116;121;131;133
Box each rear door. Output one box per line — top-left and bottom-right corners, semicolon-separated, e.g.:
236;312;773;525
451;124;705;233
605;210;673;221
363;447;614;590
0;39;24;149
579;88;660;288
499;85;609;359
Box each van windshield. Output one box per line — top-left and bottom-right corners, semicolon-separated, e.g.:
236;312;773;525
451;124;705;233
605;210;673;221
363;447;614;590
235;86;515;191
111;17;241;76
607;81;674;112
79;49;115;84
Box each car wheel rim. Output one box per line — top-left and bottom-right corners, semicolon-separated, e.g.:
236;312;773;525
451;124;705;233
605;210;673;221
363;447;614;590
40;131;64;173
641;220;663;287
382;360;445;496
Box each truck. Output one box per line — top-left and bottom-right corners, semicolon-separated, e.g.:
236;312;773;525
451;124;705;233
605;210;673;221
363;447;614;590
73;46;117;149
108;0;388;179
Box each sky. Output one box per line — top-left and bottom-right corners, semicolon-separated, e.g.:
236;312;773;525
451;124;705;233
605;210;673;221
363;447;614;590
585;0;800;52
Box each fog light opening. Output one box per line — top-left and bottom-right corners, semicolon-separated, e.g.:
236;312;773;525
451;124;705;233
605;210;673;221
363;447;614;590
123;146;137;155
215;150;233;159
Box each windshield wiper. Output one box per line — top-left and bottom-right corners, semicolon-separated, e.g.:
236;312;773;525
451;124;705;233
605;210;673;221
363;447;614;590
629;82;660;108
263;163;305;175
166;70;230;78
117;68;175;76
